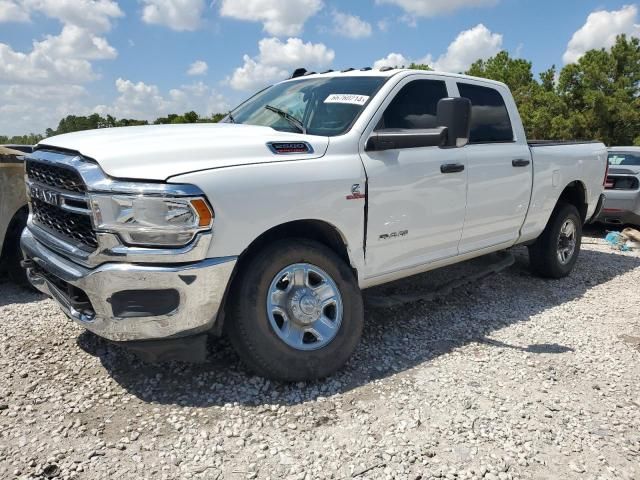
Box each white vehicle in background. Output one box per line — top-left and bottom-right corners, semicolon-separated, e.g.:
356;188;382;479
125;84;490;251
21;68;607;381
598;147;640;227
0;145;31;285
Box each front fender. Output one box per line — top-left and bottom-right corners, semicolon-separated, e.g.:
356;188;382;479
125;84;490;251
170;155;367;274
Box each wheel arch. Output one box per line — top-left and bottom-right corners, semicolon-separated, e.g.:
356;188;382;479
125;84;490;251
557;180;588;223
0;205;28;263
212;219;355;335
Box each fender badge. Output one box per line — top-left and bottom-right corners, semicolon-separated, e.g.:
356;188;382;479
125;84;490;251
346;184;366;200
379;230;409;240
267;141;314;154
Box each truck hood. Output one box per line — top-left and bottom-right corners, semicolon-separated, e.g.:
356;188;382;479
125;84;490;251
38;124;329;181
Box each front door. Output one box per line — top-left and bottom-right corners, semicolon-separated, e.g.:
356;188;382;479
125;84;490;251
359;76;468;279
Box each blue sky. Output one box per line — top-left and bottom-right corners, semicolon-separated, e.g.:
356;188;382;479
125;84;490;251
1;0;639;136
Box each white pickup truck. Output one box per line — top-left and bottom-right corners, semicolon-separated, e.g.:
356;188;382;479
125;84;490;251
21;69;607;380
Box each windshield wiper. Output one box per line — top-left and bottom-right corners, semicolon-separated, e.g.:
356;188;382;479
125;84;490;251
226;110;236;124
264;104;306;134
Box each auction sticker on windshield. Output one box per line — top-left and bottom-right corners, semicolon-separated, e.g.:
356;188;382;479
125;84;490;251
324;94;370;106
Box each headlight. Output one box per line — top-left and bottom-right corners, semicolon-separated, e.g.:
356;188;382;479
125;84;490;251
89;194;213;247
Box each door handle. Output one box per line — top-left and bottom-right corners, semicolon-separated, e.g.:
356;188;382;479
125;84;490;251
440;163;465;174
512;158;530;167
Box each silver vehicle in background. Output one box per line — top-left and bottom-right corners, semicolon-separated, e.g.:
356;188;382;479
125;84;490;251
599;147;640;227
0;145;31;285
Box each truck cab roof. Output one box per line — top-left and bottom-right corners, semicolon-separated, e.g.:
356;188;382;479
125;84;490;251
279;68;510;90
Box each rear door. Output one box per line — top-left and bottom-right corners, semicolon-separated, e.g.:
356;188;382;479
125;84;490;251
454;81;532;253
359;75;468;278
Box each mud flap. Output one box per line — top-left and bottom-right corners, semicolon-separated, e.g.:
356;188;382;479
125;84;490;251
117;333;209;363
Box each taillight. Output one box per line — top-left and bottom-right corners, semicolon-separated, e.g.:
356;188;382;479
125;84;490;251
603;161;612;189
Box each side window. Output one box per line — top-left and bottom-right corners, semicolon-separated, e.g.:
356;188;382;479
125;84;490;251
457;83;514;143
379;79;448;130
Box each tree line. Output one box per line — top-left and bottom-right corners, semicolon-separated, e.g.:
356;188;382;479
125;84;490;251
2;35;638;147
0;111;228;146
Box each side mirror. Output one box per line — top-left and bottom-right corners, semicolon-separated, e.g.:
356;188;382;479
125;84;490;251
365;97;472;152
365;128;447;151
436;97;471;148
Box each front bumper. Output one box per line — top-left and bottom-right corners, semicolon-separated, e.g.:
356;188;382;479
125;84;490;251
21;228;237;342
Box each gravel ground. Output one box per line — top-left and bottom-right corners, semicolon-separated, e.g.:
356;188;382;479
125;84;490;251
1;230;639;480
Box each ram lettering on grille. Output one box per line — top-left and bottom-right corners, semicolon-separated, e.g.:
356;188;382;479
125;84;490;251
26;160;97;251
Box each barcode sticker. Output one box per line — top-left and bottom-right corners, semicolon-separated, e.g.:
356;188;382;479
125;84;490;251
324;94;370;106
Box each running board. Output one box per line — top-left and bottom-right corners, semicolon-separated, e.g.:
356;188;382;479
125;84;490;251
364;251;515;308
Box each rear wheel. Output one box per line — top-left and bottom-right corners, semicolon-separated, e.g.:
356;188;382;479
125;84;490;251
528;203;582;278
226;238;363;381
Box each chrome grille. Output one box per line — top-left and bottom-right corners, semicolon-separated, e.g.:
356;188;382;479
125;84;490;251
30;198;98;250
26;157;97;251
26;160;86;193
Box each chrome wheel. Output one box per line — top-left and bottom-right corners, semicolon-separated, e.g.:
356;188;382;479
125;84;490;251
267;263;343;351
557;219;577;264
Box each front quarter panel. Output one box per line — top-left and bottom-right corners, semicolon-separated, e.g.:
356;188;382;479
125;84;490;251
170;146;367;276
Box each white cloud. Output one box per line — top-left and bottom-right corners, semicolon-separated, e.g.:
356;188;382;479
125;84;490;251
377;19;390;32
0;0;122;135
0;25;118;84
37;24;117;60
94;78;229;119
373;52;411;69
228;55;289;91
0;84;91;135
563;5;640;64
373;24;502;73
187;60;208;76
0;0;29;22
220;0;323;36
376;0;498;17
432;24;502;72
257;37;334;67
229;37;335;91
141;0;205;31
0;0;121;84
332;11;372;39
0;0;123;31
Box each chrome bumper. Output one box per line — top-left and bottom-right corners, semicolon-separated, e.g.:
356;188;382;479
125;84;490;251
21;228;237;342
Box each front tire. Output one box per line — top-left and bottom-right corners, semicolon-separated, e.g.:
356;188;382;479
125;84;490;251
2;209;29;287
226;238;364;381
528;202;582;278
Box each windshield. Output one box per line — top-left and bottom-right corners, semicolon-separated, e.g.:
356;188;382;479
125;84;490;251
608;152;640;166
228;76;386;137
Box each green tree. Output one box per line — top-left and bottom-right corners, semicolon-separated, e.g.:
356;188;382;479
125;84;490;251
0;133;44;145
465;37;640;145
467;51;534;92
558;34;640;145
409;63;431;71
466;51;561;140
210;113;227;123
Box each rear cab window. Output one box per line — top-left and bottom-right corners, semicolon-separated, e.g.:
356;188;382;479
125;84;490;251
457;83;514;144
